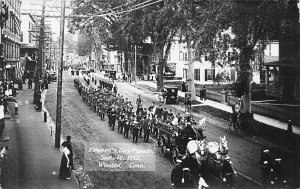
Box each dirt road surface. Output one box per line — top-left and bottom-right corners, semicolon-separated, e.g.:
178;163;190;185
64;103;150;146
44;71;298;188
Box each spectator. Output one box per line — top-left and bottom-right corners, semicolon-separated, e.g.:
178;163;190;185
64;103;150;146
28;78;33;89
181;81;186;92
59;141;71;180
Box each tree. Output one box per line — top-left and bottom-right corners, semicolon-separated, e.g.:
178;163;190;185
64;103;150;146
227;0;295;113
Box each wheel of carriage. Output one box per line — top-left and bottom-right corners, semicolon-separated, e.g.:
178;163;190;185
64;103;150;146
172;147;181;165
158;136;167;156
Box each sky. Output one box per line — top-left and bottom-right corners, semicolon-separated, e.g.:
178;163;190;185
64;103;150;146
21;0;73;41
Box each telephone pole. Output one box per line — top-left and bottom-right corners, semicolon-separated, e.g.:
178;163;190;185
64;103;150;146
34;0;46;99
55;0;66;148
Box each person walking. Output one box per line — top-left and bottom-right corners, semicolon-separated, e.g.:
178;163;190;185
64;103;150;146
123;119;130;138
59;141;71;180
132;119;140;143
66;136;74;171
14;99;18;115
0;101;4;139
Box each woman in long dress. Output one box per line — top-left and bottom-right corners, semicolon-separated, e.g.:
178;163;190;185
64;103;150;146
59;141;71;179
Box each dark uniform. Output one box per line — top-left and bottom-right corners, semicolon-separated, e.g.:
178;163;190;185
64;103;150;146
118;114;125;133
123;119;130;138
221;157;235;187
171;155;200;188
110;108;117;130
132;121;140;143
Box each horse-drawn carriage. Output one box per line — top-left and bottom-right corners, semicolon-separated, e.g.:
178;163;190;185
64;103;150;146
157;118;207;165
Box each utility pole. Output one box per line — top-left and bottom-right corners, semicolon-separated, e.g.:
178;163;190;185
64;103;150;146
34;0;46;99
55;0;66;148
134;45;137;84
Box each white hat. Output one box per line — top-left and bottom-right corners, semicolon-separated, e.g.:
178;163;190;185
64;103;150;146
263;149;269;153
187;141;198;154
225;156;230;160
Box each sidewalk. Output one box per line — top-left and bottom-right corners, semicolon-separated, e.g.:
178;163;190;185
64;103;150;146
128;80;300;136
1;86;78;189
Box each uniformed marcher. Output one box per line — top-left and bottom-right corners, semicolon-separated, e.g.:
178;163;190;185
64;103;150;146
118;113;125;133
123;118;130;138
110;106;117;130
171;140;207;188
132;119;140;143
221;156;236;187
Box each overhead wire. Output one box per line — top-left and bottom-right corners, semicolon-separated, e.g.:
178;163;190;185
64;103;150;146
73;0;163;18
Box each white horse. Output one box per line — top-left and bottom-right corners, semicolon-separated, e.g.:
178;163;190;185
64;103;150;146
206;136;228;163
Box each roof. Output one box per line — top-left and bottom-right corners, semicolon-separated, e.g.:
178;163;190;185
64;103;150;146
264;57;300;67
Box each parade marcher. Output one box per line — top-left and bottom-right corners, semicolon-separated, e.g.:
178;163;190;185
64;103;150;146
182;122;197;143
148;102;156;118
59;141;71;180
118;113;125;133
152;114;159;139
156;104;163;119
123;118;130;138
259;149;272;184
184;112;192;123
161;108;168;122
171;141;207;188
221;156;236;187
136;95;143;107
113;84;118;94
132;119;140;143
144;122;151;142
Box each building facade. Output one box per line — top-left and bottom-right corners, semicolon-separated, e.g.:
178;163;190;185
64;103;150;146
20;12;38;80
2;0;21;81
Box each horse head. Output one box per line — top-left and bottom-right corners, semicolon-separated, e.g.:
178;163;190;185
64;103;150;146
198;139;206;156
219;136;228;153
198;118;206;131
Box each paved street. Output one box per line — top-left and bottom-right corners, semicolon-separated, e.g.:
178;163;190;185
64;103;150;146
1;85;78;189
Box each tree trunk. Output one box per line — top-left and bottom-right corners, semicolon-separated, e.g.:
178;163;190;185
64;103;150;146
187;35;196;100
157;49;164;91
239;47;253;113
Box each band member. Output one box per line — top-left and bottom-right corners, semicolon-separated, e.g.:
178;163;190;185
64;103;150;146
132;119;140;143
123;119;130;138
118;113;125;133
136;95;143;107
110;107;117;130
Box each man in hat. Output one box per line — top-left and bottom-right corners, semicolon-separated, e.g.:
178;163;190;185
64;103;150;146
184;112;192;123
110;106;117;130
66;136;74;170
124;118;130;138
132;118;140;143
270;158;282;185
118;112;125;133
221;156;235;186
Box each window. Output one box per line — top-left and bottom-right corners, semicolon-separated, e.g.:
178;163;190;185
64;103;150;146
194;69;200;81
179;51;183;61
230;69;235;81
20;32;23;42
184;52;188;61
205;69;215;81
